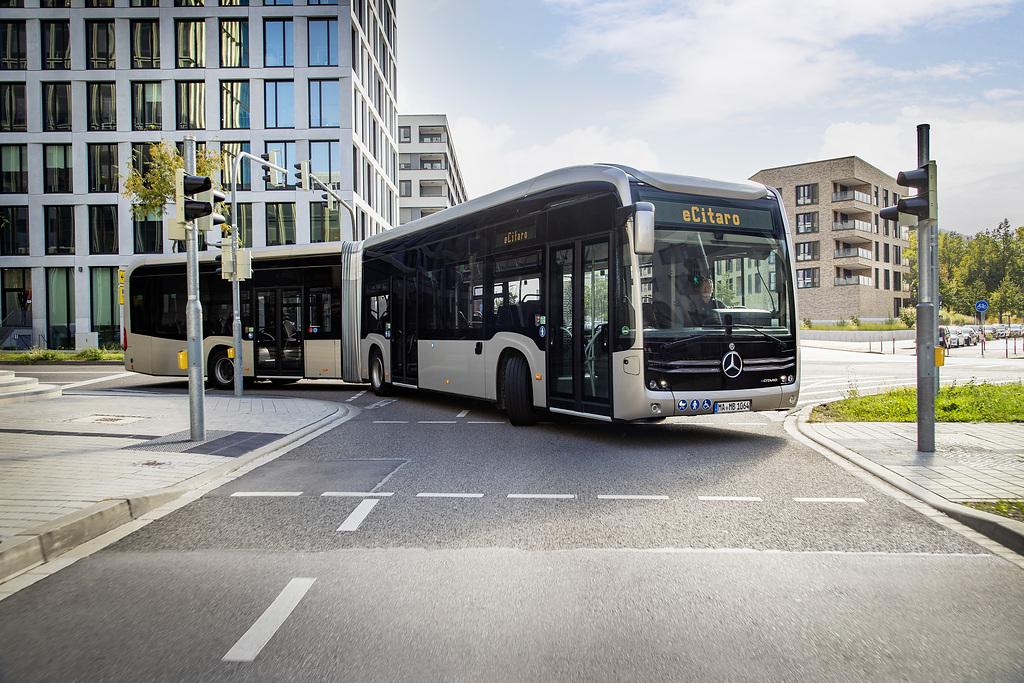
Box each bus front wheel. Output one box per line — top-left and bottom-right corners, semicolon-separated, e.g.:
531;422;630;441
504;354;537;426
208;349;234;390
369;350;391;396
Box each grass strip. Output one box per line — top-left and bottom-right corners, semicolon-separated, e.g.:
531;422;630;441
962;500;1024;523
0;349;124;363
810;382;1024;423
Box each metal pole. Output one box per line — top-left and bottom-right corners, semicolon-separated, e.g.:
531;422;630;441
230;155;244;397
184;136;206;441
915;124;935;453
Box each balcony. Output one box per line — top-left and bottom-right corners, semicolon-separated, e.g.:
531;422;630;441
834;275;873;287
832;190;872;204
834;247;872;259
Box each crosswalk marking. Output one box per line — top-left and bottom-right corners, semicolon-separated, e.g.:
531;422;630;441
337;498;380;531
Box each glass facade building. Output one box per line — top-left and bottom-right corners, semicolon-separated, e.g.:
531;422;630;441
0;2;399;348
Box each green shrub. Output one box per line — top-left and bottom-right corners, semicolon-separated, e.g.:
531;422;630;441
835;318;848;327
850;314;861;328
899;307;916;328
801;317;812;329
26;348;62;363
74;347;106;361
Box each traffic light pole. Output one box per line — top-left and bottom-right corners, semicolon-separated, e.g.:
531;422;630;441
183;135;206;441
915;124;937;453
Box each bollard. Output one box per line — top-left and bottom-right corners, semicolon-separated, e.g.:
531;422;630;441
893;337;896;354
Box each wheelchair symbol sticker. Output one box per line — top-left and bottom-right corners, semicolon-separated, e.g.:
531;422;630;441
702;399;711;410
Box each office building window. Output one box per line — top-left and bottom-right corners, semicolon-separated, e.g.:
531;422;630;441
0;205;27;255
308;19;338;66
176;19;205;68
222;202;251;247
1;268;31;333
46;267;74;349
309;140;340;185
308;0;338;4
310;202;339;242
220;19;248;67
309;79;340;127
0;144;26;193
894;245;902;264
265;203;295;246
131;142;153;175
264;80;293;128
398;126;410;143
883;243;890;263
264;141;295;188
796;241;819;262
89;205;118;254
795;183;818;206
44;144;72;193
874;267;879;289
0;21;25;70
130;0;158;7
0;82;24;132
894;271;902;292
41;0;70;6
796;268;819;289
220;80;249;129
88;143;118;193
131;82;162;130
265;0;292;4
219;0;249;5
176;81;205;129
131;19;160;69
220;141;251;191
874;242;880;261
91;266;119;347
175;0;204;6
41;20;70;70
884;269;890;290
795;212;818;234
86;20;115;69
87;82;116;131
44;205;74;254
42;82;71;132
86;0;114;5
264;19;293;67
399;180;410;197
133;211;162;254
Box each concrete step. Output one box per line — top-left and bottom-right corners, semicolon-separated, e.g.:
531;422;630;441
0;376;39;394
0;383;61;406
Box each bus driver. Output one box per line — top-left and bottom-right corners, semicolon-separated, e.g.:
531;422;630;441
683;269;723;326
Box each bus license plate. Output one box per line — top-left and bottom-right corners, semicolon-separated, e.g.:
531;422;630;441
714;400;751;414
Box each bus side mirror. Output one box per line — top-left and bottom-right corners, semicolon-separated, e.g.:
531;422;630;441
633;202;655;255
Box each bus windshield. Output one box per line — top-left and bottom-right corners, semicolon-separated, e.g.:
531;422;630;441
640;227;793;341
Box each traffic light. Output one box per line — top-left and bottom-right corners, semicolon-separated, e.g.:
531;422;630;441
261;151;283;188
168;169;226;239
294;160;311;191
880;161;936;224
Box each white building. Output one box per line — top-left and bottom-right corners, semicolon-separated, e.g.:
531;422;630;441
0;0;398;349
397;114;466;224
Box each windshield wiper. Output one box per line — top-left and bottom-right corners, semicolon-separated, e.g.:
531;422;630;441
655;332;719;352
724;323;788;349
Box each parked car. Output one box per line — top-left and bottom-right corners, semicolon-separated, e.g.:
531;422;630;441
995;324;1009;338
1010;324;1023;338
961;326;979;346
938;325;959;349
953;326;968;347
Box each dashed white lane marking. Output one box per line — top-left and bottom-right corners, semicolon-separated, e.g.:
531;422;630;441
366;399;397;410
596;494;669;501
456;409;470;418
698;496;763;502
222;577;316;663
346;390;366;402
337;498;380;531
372;420;408;424
416;492;484;498
418;420;457;424
793;497;866;503
321;491;394;497
467;420;503;424
507;493;575;500
230;491;303;497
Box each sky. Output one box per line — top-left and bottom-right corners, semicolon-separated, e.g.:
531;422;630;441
396;0;1024;234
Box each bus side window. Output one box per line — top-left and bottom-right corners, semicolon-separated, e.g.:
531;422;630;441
307;287;334;337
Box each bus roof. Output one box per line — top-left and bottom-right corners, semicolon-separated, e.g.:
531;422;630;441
365;163;770;249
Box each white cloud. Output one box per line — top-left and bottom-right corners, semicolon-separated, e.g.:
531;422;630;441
450;117;661;197
820;102;1024;232
984;87;1023;100
544;0;1013;123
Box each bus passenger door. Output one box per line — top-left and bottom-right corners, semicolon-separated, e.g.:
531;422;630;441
255;287;304;377
547;239;612;416
391;274;418;385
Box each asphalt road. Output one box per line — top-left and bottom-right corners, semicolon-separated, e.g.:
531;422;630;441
0;350;1022;681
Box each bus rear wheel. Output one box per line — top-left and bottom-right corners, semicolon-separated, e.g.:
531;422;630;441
504;354;537;426
208;349;234;390
369;350;391;396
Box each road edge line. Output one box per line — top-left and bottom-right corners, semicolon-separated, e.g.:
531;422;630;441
788;406;1024;560
0;402;357;589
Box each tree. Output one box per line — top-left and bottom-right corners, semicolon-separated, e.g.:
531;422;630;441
990;275;1023;324
121;141;221;219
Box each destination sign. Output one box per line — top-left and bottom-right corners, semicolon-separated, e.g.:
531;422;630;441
649;199;774;231
493;223;537;249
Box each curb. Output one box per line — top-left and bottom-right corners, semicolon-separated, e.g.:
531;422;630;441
0;402;350;584
0;360;125;366
795;405;1024;555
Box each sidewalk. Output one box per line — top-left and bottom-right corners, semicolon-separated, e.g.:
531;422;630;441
799;417;1024;553
0;390;345;580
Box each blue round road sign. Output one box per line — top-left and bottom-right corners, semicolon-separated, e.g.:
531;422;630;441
976;299;989;313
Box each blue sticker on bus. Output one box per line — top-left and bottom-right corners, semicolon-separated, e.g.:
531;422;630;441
702;399;711;410
677;400;687;411
690;399;700;411
539;325;546;338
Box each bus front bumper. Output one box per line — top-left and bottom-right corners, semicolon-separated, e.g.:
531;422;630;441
625;384;800;421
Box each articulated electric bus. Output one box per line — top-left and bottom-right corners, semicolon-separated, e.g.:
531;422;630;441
125;164;800;424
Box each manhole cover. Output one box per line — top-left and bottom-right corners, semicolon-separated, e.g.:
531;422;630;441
69;414;146;426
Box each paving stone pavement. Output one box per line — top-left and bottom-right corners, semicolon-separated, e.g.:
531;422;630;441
805;421;1024;502
0;393;338;539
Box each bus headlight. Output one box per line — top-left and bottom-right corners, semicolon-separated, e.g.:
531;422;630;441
658;379;669;389
651;403;662;415
649;380;657;390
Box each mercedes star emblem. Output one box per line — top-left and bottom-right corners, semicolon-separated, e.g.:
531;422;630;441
722;350;743;379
